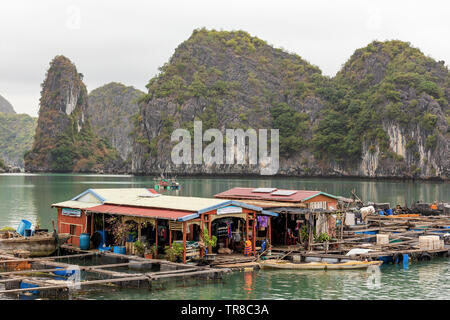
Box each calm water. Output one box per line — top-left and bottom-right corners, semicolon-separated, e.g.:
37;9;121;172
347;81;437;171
0;173;448;300
85;258;450;300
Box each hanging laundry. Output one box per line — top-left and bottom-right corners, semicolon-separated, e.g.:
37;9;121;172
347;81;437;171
257;216;268;228
226;222;232;239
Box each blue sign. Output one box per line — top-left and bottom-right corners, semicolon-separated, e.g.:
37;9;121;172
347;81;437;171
62;208;82;217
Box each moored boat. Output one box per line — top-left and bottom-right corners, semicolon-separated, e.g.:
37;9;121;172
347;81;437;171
0;232;70;257
259;260;382;270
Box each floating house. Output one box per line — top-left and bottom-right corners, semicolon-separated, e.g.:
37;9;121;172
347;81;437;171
52;188;277;263
214;187;343;246
214;187;340;210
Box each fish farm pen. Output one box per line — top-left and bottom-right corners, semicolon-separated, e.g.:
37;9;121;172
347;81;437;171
0;186;448;299
0;248;230;299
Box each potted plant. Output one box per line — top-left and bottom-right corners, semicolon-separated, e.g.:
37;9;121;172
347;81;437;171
200;227;217;261
107;217;131;254
133;240;146;257
145;244;157;259
165;243;184;262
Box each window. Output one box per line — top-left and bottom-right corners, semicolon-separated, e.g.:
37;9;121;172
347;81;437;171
69;224;77;235
309;201;327;209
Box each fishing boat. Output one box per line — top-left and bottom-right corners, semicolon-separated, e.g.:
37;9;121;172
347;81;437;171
259;260;382;270
0;232;70;257
154;177;181;190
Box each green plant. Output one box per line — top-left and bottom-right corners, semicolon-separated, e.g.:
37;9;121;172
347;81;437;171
106;217;132;246
316;232;331;243
300;225;309;242
165;243;184;262
0;226;15;232
149;244;158;255
133;240;146;257
201;227;217;248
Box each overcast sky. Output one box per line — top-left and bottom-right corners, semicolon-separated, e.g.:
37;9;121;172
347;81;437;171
0;0;448;116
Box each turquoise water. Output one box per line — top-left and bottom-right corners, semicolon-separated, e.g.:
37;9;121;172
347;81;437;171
0;173;448;231
0;174;449;300
85;258;450;300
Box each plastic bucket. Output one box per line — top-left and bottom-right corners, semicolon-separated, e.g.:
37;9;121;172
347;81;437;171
16;219;32;236
113;246;126;254
386;209;393;215
79;233;90;250
20;281;39;294
24;229;32;237
53;267;76;277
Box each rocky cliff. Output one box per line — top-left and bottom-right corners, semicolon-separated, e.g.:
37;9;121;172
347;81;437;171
0;94;15;114
87;82;144;161
132;29;449;179
25;56;122;173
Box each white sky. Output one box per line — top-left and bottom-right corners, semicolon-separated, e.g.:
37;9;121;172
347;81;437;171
0;0;448;116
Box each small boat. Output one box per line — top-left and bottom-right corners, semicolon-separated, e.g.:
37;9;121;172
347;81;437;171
0;232;70;257
259;260;382;270
154;177;181;191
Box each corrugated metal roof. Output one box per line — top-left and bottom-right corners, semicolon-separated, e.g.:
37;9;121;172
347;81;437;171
73;188;229;212
55;188;278;217
214;187;339;202
51;200;98;210
86;204;198;221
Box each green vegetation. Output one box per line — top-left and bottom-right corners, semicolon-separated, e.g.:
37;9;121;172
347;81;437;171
165;243;185;262
270;103;310;156
25;56;120;172
132;32;448;174
0;113;37;167
311;40;449;164
0;158;6;170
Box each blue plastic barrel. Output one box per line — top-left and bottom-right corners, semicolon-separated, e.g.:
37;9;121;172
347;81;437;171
113;246;126;254
379;210;385;215
24;229;32;237
403;254;409;269
80;233;90;250
16;219;32;236
53;267;76;277
386;209;393;215
95;230;107;248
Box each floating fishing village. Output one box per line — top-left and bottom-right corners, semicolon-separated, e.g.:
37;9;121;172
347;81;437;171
0;181;449;299
1;0;449;307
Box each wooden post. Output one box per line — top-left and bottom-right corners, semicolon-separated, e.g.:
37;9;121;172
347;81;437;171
169;224;172;248
252;213;256;255
200;215;204;258
137;218;142;242
268;216;272;245
208;214;212;253
155;219;158;257
90;213;94;236
285;212;288;245
183;222;187;264
246;213;249;241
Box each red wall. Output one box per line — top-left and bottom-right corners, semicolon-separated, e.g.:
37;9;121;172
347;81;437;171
57;208;88;247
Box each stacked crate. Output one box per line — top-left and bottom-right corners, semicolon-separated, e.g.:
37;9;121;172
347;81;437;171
419;235;443;250
376;234;389;245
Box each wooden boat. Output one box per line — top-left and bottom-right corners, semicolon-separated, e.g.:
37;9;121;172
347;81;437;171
259;260;382;270
0;232;70;257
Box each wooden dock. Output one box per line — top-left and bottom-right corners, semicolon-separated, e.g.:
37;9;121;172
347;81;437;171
0;250;231;298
